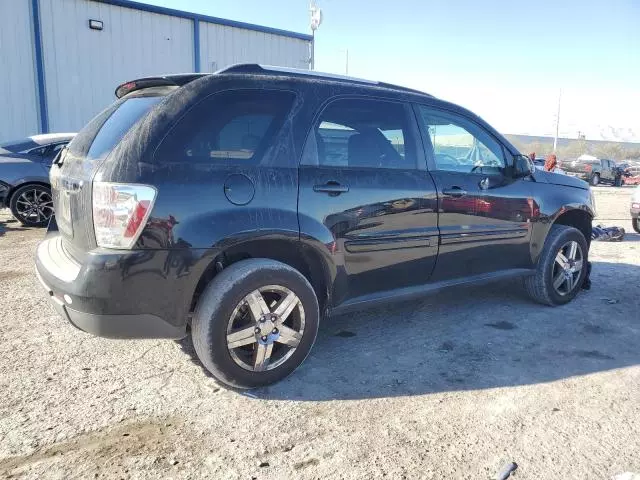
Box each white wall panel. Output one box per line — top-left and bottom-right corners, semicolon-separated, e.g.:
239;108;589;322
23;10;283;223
0;0;40;141
199;21;310;73
39;0;194;132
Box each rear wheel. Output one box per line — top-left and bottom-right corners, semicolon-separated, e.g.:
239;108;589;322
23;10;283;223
9;184;53;227
192;259;319;389
590;174;600;186
524;225;588;306
633;218;640;234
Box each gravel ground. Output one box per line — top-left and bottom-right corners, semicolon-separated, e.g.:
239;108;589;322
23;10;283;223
0;186;639;480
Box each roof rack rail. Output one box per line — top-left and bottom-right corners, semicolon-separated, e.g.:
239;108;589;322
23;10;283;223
215;64;432;97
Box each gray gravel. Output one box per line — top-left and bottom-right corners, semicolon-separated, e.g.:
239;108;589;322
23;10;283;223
1;186;639;479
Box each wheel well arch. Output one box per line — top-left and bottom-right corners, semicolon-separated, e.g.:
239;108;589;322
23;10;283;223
553;209;592;244
188;239;331;316
6;181;51;206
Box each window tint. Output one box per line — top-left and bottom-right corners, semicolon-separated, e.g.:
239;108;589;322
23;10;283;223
27;146;48;156
302;98;416;169
85;96;163;161
159;90;295;164
51;143;67;154
417;106;505;174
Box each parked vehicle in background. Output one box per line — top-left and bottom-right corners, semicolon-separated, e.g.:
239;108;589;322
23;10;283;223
623;164;640;185
631;186;640;233
36;65;595;389
1;133;75;226
561;154;622;186
532;157;546;169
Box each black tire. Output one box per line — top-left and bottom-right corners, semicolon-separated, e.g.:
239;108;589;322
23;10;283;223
590;174;600;186
633;218;640;234
192;259;319;389
614;176;623;187
9;184;53;227
524;225;589;306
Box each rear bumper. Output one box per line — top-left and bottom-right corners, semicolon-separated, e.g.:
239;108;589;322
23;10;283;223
35;226;189;339
36;268;184;338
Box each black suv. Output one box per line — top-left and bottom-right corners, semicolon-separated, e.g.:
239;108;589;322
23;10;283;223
36;65;595;388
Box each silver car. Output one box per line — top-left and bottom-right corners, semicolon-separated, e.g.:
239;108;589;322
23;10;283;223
0;133;75;227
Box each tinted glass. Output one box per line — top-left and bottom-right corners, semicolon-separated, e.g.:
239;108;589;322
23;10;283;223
84;96;163;161
302;98;416;169
0;139;38;153
158;90;295;165
417;106;505;174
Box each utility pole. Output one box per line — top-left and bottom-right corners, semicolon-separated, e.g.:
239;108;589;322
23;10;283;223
345;49;349;75
553;88;562;153
309;1;322;70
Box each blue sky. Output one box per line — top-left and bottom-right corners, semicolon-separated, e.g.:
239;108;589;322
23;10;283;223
140;0;640;141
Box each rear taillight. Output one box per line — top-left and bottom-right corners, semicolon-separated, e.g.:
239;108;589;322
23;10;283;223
584;164;592;172
92;182;157;249
632;203;640;209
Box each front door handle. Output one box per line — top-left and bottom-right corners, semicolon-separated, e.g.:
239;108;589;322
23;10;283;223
442;186;467;198
313;181;349;196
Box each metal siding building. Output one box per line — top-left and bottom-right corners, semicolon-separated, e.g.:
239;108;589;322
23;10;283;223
0;0;312;141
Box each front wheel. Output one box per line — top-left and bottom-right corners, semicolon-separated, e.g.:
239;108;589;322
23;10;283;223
192;259;319;389
524;225;588;306
590;174;600;186
633;218;640;234
9;184;53;227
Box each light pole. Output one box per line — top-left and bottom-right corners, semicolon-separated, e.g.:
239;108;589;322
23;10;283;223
553;88;562;153
309;1;322;70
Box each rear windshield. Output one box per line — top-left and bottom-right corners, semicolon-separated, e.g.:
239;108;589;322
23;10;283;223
0;139;37;153
67;95;164;162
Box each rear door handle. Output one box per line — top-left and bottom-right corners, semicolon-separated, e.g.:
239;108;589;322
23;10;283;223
442;186;467;197
313;182;349;195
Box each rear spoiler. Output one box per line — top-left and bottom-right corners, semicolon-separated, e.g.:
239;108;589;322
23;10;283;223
114;73;208;98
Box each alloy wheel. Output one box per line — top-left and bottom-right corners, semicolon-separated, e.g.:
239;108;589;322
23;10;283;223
226;285;305;372
14;188;53;224
551;240;584;296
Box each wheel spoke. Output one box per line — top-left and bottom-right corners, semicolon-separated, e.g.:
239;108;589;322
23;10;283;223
227;326;257;349
276;325;302;348
553;272;566;290
274;292;299;322
573;259;583;272
565;272;574;292
567;242;578;260
555;252;569;269
245;290;271;321
253;343;273;371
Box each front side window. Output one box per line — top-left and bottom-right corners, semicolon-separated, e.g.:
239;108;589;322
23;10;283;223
159;90;295;165
416;106;505;175
302;98;416;169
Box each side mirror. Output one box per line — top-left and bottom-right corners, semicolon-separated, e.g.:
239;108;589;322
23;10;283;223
513;154;534;178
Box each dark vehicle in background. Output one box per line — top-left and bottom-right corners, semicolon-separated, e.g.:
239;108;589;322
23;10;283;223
1;133;75;226
561;155;622;186
36;65;595;389
631;186;640;233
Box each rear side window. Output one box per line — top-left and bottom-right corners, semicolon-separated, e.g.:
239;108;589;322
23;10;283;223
157;90;295;165
302;98;417;169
